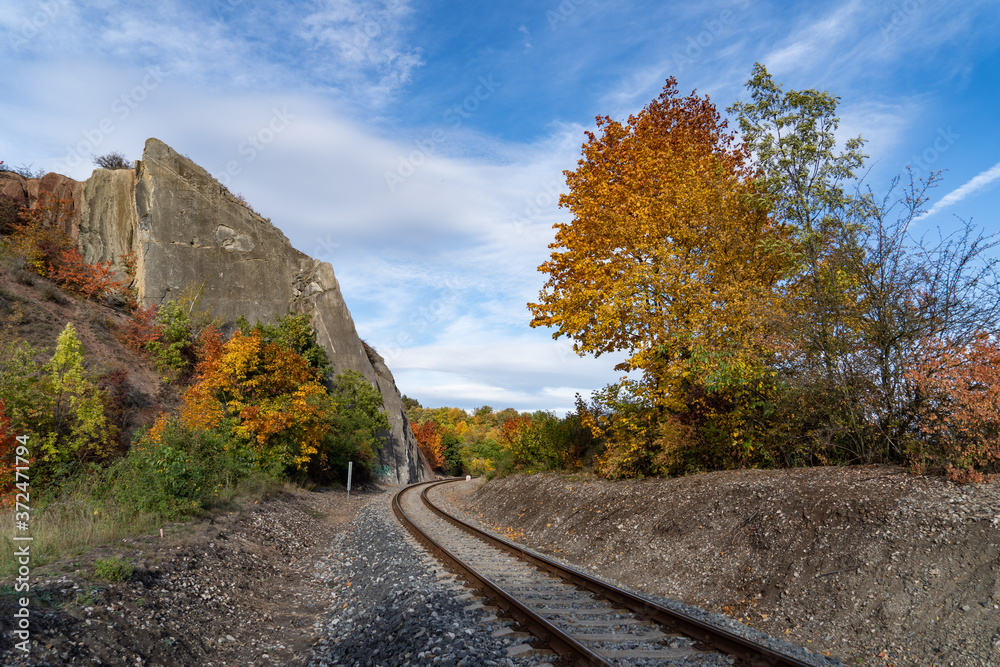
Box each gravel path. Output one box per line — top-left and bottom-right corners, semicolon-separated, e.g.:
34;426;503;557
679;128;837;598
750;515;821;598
307;491;551;666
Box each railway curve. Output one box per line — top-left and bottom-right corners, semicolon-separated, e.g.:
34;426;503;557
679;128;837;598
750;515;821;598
393;479;826;666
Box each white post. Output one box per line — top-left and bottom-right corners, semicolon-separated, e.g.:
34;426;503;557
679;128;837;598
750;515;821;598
346;461;353;502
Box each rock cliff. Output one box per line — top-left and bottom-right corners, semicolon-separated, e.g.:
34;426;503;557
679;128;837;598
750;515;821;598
11;138;427;484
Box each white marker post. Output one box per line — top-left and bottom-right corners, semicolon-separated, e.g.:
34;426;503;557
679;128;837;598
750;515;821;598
346;461;353;503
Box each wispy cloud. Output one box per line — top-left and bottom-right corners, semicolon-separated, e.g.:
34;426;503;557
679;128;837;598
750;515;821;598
300;0;423;104
919;160;1000;219
763;0;865;76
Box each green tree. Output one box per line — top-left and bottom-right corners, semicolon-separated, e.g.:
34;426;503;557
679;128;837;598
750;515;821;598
316;369;390;482
39;323;115;471
729;62;869;378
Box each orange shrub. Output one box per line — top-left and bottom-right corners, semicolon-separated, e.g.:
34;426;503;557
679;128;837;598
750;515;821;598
907;332;1000;482
0;399;16;503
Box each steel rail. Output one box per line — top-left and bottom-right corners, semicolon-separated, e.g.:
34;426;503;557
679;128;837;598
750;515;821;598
393;480;613;666
417;478;816;667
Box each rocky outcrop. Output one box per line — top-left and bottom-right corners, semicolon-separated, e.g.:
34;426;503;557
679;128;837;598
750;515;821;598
28;172;83;238
0;171;29;208
9;138;427;484
79;168;137;270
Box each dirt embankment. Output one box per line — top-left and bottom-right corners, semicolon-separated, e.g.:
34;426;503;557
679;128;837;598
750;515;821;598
456;468;1000;667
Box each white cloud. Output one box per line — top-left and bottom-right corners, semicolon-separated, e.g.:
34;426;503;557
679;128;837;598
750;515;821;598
919;160;1000;219
763;0;865;76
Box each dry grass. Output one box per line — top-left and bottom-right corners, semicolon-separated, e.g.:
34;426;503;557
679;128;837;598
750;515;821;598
0;495;153;578
0;474;291;578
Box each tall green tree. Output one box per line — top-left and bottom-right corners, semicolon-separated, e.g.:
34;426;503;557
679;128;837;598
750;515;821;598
729;63;869;378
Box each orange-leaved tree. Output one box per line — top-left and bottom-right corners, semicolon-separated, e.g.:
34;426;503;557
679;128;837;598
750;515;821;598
528;78;789;477
529;78;786;411
171;329;330;470
412;420;445;469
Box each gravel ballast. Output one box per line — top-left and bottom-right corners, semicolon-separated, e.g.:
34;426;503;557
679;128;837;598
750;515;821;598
308;493;546;666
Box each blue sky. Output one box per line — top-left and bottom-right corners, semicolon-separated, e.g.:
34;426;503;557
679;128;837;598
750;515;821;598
2;0;999;414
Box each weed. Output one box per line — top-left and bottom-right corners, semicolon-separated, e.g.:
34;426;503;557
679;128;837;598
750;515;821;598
43;286;68;305
74;586;102;606
93;556;134;582
14;270;34;287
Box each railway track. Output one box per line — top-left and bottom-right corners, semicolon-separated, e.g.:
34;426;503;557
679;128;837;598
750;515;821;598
393;479;819;667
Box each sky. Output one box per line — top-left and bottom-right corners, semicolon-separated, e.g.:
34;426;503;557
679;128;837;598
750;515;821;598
2;0;999;415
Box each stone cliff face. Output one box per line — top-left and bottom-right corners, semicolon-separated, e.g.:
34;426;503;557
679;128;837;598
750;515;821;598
14;138;427;484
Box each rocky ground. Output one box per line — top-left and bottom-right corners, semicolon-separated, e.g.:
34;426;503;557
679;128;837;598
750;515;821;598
0;487;379;665
451;468;1000;667
2;467;998;666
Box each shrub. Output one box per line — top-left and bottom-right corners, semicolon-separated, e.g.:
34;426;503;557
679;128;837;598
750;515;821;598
0;399;18;501
907;332;1000;482
0;162;45;179
93;556;133;582
47;248;124;301
145;300;195;378
315;369;390;483
99;417;265;520
92;152;133;170
7;192;75;276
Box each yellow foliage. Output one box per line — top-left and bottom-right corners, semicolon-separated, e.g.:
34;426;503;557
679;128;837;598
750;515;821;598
529;78;789;410
176;329;330;469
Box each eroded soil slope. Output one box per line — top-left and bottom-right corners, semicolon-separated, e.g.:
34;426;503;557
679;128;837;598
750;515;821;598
456;468;1000;667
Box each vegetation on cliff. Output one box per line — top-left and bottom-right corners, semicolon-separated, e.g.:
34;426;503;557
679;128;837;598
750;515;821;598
0;191;390;570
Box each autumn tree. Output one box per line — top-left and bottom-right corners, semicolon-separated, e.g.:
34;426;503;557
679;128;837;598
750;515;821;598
170;328;330;471
530;78;787;416
907;332;1000;481
731;65;1000;467
412;420;445;469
